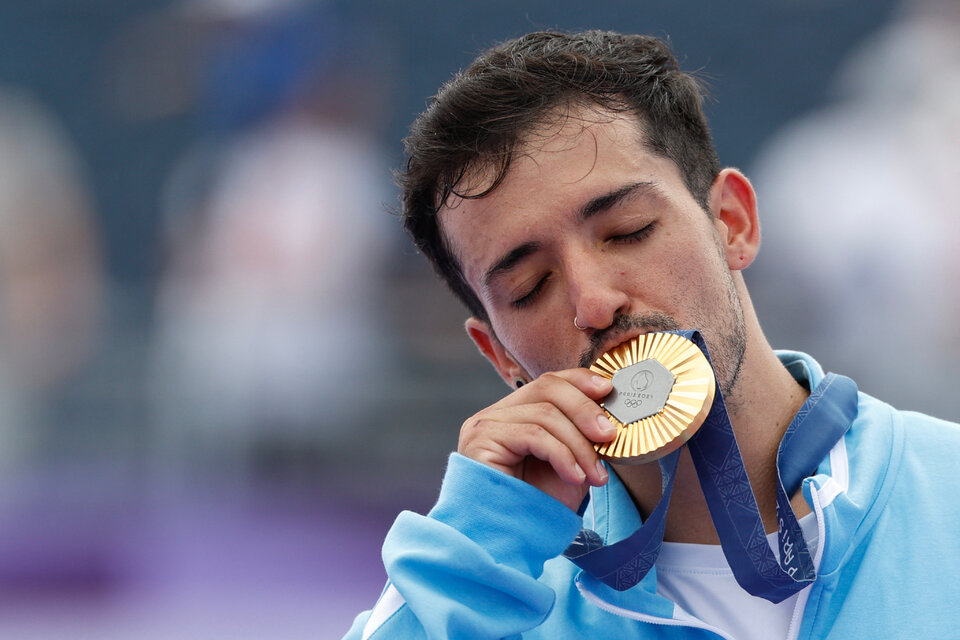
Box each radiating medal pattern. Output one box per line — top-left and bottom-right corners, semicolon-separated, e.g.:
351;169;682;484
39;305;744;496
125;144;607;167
590;332;716;463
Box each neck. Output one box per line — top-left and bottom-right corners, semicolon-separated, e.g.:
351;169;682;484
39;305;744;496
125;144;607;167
613;330;810;544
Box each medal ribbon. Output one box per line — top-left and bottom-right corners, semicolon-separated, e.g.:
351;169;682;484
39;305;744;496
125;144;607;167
563;330;859;603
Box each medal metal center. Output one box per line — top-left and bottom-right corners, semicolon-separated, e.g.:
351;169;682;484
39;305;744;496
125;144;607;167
604;359;675;424
589;331;716;464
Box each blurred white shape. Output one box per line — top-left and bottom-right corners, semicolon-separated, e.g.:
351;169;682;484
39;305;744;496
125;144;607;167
178;0;313;21
151;114;394;456
751;1;960;418
0;88;104;466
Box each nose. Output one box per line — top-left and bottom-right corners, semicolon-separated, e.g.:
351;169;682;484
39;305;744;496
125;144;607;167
566;254;630;331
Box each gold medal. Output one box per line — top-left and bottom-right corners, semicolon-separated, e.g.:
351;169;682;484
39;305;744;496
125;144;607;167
589;332;716;464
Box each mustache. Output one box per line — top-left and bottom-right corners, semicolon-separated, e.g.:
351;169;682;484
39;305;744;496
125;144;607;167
577;312;681;368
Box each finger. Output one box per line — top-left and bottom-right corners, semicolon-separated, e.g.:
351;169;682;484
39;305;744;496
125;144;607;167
521;457;590;513
460;417;589;486
494;370;614;485
517;424;590;487
460;368;614;488
543;367;614;401
471;401;609;487
526;372;617;445
522;400;609;486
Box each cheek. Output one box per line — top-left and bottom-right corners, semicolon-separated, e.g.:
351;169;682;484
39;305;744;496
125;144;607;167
497;319;580;376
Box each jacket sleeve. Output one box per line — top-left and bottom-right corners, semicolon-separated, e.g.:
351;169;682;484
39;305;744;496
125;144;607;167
343;453;584;639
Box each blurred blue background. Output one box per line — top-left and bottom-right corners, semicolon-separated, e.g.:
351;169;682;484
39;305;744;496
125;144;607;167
2;0;958;637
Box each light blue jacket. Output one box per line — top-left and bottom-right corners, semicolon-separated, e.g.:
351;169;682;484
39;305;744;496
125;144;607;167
345;352;960;638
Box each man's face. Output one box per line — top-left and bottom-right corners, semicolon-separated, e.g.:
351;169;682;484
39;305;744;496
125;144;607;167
440;108;747;396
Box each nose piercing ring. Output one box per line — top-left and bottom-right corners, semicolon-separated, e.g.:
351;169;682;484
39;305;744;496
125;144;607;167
574;316;587;331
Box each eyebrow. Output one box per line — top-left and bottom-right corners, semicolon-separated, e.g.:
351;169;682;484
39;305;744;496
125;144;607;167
482;241;543;291
577;180;655;221
481;181;657;291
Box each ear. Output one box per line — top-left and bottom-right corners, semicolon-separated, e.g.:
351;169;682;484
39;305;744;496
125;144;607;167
707;168;761;271
465;317;528;388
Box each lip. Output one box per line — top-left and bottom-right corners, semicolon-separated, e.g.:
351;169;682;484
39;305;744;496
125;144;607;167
593;329;655;364
601;334;639;355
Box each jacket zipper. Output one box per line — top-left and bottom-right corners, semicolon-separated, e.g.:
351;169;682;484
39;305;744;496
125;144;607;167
575;579;736;640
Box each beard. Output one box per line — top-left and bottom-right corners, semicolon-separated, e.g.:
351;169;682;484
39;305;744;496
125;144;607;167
576;312;680;368
576;281;747;399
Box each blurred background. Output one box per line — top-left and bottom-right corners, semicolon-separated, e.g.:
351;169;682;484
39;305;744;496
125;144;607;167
0;0;956;637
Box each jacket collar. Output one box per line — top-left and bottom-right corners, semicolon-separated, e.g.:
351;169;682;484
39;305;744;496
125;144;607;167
575;350;891;615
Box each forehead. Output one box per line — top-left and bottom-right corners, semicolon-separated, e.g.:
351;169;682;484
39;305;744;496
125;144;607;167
437;108;677;285
452;107;647;201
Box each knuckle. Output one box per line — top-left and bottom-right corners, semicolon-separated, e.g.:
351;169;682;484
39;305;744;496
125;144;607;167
460;414;490;438
578;396;603;418
519;422;546;439
531;401;562;419
538;371;567;389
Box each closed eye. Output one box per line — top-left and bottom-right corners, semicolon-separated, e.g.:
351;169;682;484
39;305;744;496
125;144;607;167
511;274;550;310
610;222;656;244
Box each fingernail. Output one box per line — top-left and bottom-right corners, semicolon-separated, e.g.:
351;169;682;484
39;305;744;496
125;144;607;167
592;375;612;388
574;464;587;483
597;414;616;436
596;460;608;483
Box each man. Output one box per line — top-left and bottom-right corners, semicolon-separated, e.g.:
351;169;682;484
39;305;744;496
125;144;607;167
345;30;960;639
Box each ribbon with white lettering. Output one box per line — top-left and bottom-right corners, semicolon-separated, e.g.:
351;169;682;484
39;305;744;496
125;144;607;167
564;330;858;602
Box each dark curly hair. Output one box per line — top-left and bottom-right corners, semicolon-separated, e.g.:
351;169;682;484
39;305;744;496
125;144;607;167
398;30;720;322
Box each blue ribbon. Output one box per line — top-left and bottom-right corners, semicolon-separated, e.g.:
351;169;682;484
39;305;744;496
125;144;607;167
564;330;859;603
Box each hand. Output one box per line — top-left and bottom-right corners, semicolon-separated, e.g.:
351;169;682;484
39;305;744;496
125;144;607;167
458;369;617;511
